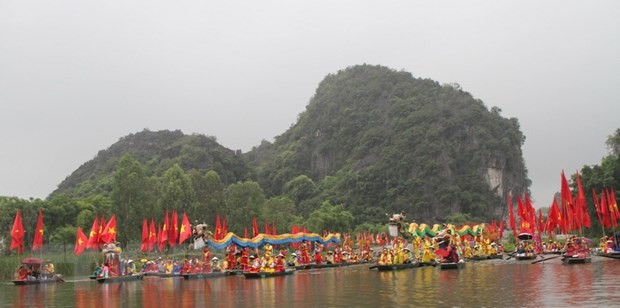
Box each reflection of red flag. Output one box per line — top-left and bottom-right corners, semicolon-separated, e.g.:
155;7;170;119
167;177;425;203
179;213;192;244
252;217;259;237
10;210;25;254
169;210;178;247
148;218;156;251
99;215;117;244
32;209;44;252
74;227;88;256
86;216;99;250
140;219;149;252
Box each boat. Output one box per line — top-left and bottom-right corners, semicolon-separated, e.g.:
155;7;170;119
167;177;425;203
370;262;420;271
243;269;295;279
142;272;182;278
182;271;227;280
96;274;143;284
561;256;592;264
515;254;537;261
466;254;503;261
597;252;620;260
95;243;142;284
12;257;64;286
439;262;465;270
418;261;437;267
308;262;356;269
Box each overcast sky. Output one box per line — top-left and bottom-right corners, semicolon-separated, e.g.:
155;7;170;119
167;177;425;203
1;1;618;208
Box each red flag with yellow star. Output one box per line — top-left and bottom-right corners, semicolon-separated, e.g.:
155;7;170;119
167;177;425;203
74;227;88;256
10;210;25;254
32;209;44;252
99;215;117;243
179;212;192;244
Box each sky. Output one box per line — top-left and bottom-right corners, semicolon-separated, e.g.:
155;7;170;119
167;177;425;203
1;1;619;207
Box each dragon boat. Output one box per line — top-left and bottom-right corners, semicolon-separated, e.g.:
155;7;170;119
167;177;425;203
370;262;420;271
561;255;592;264
243;269;295;279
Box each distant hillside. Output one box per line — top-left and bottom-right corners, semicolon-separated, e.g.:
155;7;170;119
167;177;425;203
51;64;529;225
52;129;251;198
248;64;529;222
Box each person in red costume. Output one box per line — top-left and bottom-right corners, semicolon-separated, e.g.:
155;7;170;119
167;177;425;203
274;253;286;272
314;245;323;265
226;244;237;270
300;241;311;265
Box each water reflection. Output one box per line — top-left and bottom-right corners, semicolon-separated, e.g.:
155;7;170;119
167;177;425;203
3;259;620;307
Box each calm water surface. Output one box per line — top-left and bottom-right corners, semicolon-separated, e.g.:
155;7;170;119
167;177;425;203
2;257;620;307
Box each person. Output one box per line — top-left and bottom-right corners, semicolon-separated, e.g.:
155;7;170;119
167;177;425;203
325;251;335;264
126;260;136;275
288;253;299;266
92;263;102;277
274;253;286;272
100;262;110;278
211;257;221;271
403;247;413;263
313;246;323;265
16;265;29;280
300;241;311;265
378;248;392;265
249;255;260;273
44;260;55;279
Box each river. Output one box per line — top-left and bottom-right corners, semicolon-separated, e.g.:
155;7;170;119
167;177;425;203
2;257;620;307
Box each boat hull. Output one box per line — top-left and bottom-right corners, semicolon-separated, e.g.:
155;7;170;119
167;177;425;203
96;275;143;284
243;270;295;279
439;262;465;270
373;263;420;271
182;272;227;280
562;257;592;264
142;272;182;278
12;278;61;285
515;254;537;261
598;252;620;260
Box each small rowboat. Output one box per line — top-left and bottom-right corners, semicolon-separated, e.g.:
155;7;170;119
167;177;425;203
142;272;182;278
13;276;63;285
371;263;420;271
243;269;295;279
562;256;592;264
597;252;620;260
182;272;227;280
96;274;143;284
439;262;465;270
515;254;537;261
466;254;503;261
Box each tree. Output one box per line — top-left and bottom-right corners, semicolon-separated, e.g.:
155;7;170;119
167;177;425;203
112;154;152;246
160;164;196;214
224;180;266;233
306;201;354;233
262;196;303;233
606;128;620;156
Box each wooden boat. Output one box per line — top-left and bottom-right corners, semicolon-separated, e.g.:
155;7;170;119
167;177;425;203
418;261;437;267
243;269;295;279
562;256;592;264
226;269;244;276
12;257;64;285
96;274;143;284
13;276;63;285
543;251;563;255
515;253;537;261
370;262;420;271
439;262;465;270
142;272;182;278
182;271;227;280
597;252;620;260
466;254;503;261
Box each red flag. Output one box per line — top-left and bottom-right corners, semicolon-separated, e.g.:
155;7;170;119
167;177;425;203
178;213;192;244
499;220;504;239
10;210;25;254
252;217;259;237
592;188;603;226
608;188;619;227
272;223;277;235
140;219;149;252
99;215;117;244
156;224;164;252
98;215;106;244
86;216;99;250
169;210;179;247
74;227;88;256
161;211;169;245
264;222;271;235
244;227;249;239
148;218;157;251
222;217;228;237
601;190;611;228
561;171;575;231
215;214;222;240
508;195;516;236
32;209;44;252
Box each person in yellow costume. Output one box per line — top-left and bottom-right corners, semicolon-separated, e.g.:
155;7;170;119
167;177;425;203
392;239;404;264
463;242;473;259
378;248;392;265
260;254;275;273
421;237;435;263
412;236;422;262
264;243;273;258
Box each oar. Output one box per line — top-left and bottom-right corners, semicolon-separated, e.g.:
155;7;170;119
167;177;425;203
505;252;516;260
368;265;378;270
531;255;561;264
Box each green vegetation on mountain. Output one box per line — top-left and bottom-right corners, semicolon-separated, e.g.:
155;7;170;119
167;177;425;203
2;64;536;252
